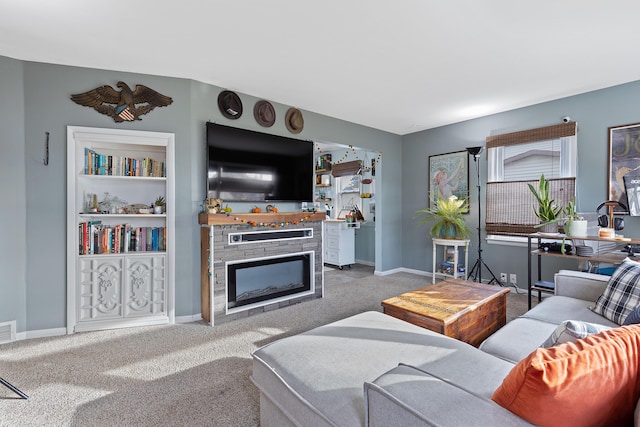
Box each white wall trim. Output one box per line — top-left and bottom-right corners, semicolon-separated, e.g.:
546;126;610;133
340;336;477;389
375;267;432;277
175;314;203;324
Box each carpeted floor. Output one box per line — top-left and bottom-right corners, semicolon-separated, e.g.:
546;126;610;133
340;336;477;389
0;267;531;426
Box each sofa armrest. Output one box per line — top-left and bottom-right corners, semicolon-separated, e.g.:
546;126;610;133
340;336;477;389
364;364;533;427
554;270;609;302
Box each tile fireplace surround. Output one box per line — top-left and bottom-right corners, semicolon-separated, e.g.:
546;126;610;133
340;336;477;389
198;212;325;325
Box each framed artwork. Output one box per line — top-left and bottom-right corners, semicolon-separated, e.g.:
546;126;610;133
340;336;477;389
428;150;469;210
608;122;640;207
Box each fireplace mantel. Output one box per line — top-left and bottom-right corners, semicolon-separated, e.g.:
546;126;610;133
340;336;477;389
199;211;325;325
198;211;326;225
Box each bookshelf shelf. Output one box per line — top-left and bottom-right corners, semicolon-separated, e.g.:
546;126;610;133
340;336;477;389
66;126;175;334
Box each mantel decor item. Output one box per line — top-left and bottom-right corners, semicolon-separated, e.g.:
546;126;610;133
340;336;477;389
70;81;173;122
608;122;640;206
428;150;469;211
218;90;243;119
285;107;304;134
254;100;276;127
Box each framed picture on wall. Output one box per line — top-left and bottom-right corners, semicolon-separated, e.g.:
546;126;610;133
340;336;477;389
608;122;640;206
428;150;469;210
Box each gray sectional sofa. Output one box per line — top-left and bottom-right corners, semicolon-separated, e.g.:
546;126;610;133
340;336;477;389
250;270;623;426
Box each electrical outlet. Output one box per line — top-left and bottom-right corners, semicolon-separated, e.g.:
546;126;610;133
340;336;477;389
509;273;517;285
500;272;507;283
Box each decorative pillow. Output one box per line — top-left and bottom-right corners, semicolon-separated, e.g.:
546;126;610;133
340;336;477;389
492;325;640;427
540;320;611;348
592;257;640;324
623;305;640;325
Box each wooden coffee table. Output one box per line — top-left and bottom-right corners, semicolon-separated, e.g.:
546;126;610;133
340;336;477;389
381;279;510;347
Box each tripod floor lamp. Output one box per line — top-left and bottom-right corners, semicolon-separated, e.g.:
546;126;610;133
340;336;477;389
0;376;28;399
466;146;501;286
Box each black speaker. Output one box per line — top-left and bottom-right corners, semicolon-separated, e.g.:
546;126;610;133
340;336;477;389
596;200;628;231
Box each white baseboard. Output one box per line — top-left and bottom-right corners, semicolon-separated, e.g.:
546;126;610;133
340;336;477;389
175;314;203;324
22;327;66;341
375;267;432;277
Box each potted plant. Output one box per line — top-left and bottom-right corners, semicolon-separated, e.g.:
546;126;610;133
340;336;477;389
416;195;472;239
153;196;166;214
528;174;562;233
563;199;588;237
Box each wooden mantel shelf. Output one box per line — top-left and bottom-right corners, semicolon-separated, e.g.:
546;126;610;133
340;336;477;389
198;211;326;225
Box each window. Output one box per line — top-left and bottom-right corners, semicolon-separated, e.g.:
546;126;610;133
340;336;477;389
486;122;577;235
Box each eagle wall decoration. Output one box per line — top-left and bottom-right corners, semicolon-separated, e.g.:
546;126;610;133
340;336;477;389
70;81;173;122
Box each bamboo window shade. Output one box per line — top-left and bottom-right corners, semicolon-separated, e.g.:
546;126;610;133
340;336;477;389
486;178;576;235
485;121;577;235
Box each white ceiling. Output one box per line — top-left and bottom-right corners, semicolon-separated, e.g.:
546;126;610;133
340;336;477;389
2;1;639;135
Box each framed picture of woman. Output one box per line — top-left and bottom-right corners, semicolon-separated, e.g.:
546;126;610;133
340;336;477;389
428;150;469;209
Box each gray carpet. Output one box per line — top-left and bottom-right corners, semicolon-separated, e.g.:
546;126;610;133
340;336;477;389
0;268;530;426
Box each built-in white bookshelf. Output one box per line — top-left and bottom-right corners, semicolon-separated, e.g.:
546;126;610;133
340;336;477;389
66;126;175;333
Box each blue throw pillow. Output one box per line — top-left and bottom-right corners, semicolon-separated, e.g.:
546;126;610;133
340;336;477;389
623;305;640;325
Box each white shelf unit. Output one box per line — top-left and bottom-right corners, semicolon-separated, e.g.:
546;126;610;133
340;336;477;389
66;126;175;334
324;221;355;269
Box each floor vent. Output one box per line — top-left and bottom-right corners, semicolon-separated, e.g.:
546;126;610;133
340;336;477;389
0;321;16;344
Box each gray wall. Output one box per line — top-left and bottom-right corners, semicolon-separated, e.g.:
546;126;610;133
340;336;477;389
0;56;26;330
0;56;402;333
402;80;640;286
6;52;638;334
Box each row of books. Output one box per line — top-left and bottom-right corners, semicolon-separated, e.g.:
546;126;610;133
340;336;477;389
84;147;166;177
79;221;167;255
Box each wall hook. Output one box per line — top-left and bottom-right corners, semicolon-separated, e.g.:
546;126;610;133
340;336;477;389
44;132;49;166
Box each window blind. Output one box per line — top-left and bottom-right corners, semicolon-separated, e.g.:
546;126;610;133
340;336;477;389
486;177;576;235
485;122;577;235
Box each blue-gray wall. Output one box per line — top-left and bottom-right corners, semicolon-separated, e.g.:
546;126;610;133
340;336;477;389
0;56;401;334
4;52;640;335
402;80;640;285
0;56;26;331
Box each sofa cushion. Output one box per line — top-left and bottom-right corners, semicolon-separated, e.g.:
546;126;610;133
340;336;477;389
251;310;513;427
492;324;640;427
592;257;640;324
540;320;612;348
479;317;558;364
623;304;640;325
365;364;534;427
522;295;618;327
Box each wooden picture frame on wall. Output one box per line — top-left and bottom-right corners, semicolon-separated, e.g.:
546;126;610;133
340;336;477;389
428;150;469;210
608;122;640;206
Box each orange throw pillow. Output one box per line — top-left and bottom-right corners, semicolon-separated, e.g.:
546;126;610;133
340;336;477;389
492;325;640;427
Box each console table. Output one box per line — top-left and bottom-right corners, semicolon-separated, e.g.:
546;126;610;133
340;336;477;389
527;233;640;309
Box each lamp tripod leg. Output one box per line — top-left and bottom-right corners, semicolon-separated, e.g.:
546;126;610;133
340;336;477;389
0;377;28;399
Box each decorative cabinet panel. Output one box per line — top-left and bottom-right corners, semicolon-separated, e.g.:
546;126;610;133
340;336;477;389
77;255;166;328
67;126;175;333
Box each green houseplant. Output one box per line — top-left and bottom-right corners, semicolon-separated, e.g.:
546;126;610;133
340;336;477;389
416;195;472;239
153;196;166;214
528;174;562;232
563;199;587;236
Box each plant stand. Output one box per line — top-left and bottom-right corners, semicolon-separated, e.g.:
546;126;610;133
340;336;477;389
432;238;469;284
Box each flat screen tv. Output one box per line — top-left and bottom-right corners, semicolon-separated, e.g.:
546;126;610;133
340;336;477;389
206;122;314;202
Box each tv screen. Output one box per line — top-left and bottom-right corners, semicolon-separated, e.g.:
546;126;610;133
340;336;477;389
206;122;314;202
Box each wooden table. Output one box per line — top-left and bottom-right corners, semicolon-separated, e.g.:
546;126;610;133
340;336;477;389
381;279;510;347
